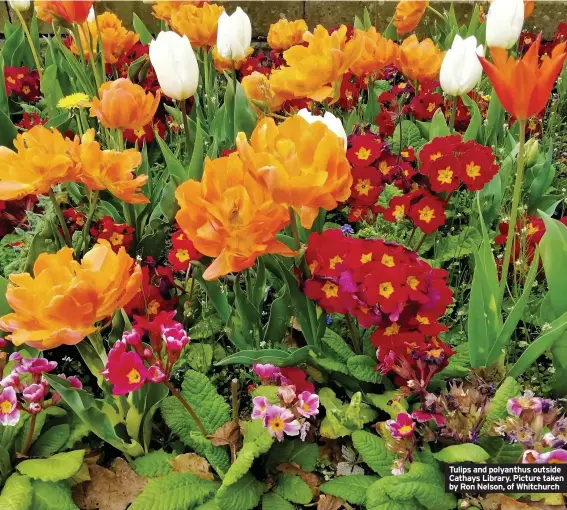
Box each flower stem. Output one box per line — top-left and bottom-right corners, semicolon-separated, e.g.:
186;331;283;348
13;8;42;79
499;119;527;304
164;380;208;436
231;378;239;423
80;24;102;91
21;412;38;457
346;314;361;354
48;189;72;247
288;208;301;251
81;190;100;256
414;233;427;253
448;95;458;133
426;5;446;22
179;99;192;156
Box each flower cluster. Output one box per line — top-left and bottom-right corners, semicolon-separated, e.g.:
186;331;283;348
4;67;41;103
0;353;81;426
251;364;319;441
90;215;136;253
101;311;189;395
304;229;453;331
168;224;203;272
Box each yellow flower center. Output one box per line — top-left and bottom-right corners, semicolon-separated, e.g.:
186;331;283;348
393;205;405;219
355;179;373;196
109;232;124;246
379;282;394;298
176;249;190;262
430;152;442;161
0;401;13;414
466;161;481;179
147;299;160;315
406;276;419;290
398;424;413;435
6;77;15;84
381;254;395;268
437;167;453;184
379;161;391;175
127;369;141;384
268;417;285;432
527;223;539;236
385;323;400;336
361;252;373;264
134;127;146;137
426;102;436;112
418;206;435;223
416;314;430;324
355;147;372;161
76;216;85;226
322;281;339;299
22;85;30;94
329;255;343;269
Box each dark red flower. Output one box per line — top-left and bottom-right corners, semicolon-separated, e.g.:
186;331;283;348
459;146;499;191
90;216;135;252
349;166;383;206
376;109;396;137
410;92;444;121
409;195;446;234
422;154;461;193
16;113;46;131
347;134;384;167
280;367;314;393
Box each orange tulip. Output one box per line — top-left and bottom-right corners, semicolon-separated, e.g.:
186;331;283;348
90;78;160;130
350;27;399;77
524;0;535;18
70;12;139;65
236;115;352;229
77;130;148;204
175;152;294;281
267;19;308;51
242;72;281;114
269;25;363;104
0;126;81;201
212;45;253;73
0;241;142;350
397;34;444;82
170;3;224;49
35;0;93;24
480;37;567;121
393;0;429;34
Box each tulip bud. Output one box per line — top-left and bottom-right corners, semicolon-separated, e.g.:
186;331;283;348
216;7;252;61
486;0;524;49
149;31;199;101
87;6;95;22
440;35;484;96
8;0;30;11
297;109;348;151
525;138;540;166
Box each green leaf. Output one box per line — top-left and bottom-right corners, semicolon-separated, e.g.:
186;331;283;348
222;421;273;487
321;329;354;363
216;473;263;510
155;134;187;184
30;480;78;510
0;108;17;149
479;437;523;464
130;473;218;510
0;276;12;318
391;120;426;153
429;109;451;140
433;444;489;463
273;474;312;504
29;424;70;458
366;392;408;418
461;94;481;142
188;119;205;181
17;450;85;482
0;474;32;510
351;431;395;478
261;493;294;510
485;90;505;146
347;355;381;383
480;377;521;435
262;285;292;346
216;347;311;367
193;267;231;323
132;450;175;478
266;440;319;473
189;316;224;340
539;212;567;317
320;474;379;505
185;343;214;373
133;13;153;45
40;64;64;115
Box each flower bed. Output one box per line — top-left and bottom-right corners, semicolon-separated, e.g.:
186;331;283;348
0;1;567;509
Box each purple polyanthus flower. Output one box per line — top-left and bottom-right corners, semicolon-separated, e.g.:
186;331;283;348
507;390;543;416
22;383;47;403
251;396;270;420
161;323;189;353
386;412;415;439
253;364;281;382
263;405;301;441
0;387;19;426
0;372;22;391
297;391;319;418
540;449;567;464
10;354;57;375
57;374;83;389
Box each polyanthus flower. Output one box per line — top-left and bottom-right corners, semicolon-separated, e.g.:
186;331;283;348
0;126;81;201
253;364;281;382
386;412;416;439
297;391;320;418
263;405;301;441
280;367;315;393
480;36;567;120
90;78;161;130
269;25;363;104
170;3;224;49
101;341;149;395
278;385;297;405
349;27;399;77
35;0;93;24
168;227;203;272
90;216;136;252
0;387;19;426
267;19;308;51
393;0;429;34
397;35;444;83
409;195;446;234
252;396;271;420
10;354;58;375
236;115;352;229
0;241;142;350
78;129;148;204
161;322;190;353
69;11;139;65
175;152;294;280
507;391;543;416
22;383;47;403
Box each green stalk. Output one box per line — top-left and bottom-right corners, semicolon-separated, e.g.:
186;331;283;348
499;119;527;304
448;95;458;133
288;207;301;251
12;8;42;79
48;189;72;247
164;380;208;436
179;99;192;155
81;190;100;256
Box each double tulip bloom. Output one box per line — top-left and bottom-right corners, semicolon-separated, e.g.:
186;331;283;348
349;27;399;78
267;19;308;52
440;35;484;96
397;35;444;83
170;3;224;49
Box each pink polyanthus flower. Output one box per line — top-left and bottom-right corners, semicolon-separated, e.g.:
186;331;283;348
386;412;416;439
411;410;446;427
123;328;143;347
252;396;270;420
540;449;567;464
297;391;320;418
28;402;42;414
522;450;542;463
101;350;149;396
57;374;83;389
300;421;311;441
278;385;297;405
264;405;301;441
253;364;281;382
507;390;543;416
161;323;189;353
0;372;22;391
10;354;57;375
0;387;19;426
148;365;167;383
22;383;47;403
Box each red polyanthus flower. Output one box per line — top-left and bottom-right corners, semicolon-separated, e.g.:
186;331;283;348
62;207;86;235
123;119;166;145
419;135;461;165
349;166;383;206
168;227;203;272
304;278;356;314
280;367;315;393
409;195;446;234
383;195;411;223
375;109;396;137
362;268;408;314
422;154;461;193
347;134;384;167
459;146;499;191
4;67;41;103
90;216;135;252
376;152;399;182
336;73;360;111
101;341;149;395
16;113;46;131
409;92;444;121
305;230;353;278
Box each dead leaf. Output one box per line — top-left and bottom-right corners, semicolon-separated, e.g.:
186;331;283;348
317;494;348;510
482;493;566;510
168;453;214;481
277;462;321;495
208;421;241;463
73;458;147;510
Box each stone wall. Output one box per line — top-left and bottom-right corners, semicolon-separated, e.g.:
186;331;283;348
1;1;566;38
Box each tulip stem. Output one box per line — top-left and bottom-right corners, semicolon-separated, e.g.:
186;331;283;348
48;190;72;248
426;5;446;23
80;25;102;91
164;380;208;436
288;208;301;251
12;8;42;79
81;190;100;256
448;96;458;133
179;99;192;157
499;119;527;305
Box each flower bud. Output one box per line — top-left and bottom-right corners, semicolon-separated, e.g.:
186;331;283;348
525;138;540;166
216;7;252;61
8;0;30;12
440;35;484;96
486;0;524;49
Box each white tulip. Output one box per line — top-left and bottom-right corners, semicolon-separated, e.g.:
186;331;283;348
8;0;30;11
297;109;347;151
216;7;252;61
149;32;199;101
440;35;484;96
486;0;524;49
87;7;95;22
